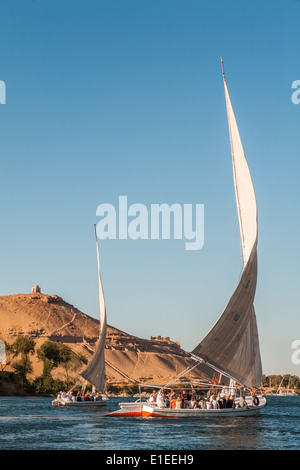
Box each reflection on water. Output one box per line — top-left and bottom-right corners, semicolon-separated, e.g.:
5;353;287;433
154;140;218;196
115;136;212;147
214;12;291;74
0;396;299;450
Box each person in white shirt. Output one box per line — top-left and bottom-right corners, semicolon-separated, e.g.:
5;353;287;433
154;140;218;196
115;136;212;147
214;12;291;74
210;394;219;409
156;389;166;408
148;390;157;403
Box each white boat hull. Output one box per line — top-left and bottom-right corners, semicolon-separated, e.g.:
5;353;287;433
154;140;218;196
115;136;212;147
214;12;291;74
106;396;266;418
52;397;108;407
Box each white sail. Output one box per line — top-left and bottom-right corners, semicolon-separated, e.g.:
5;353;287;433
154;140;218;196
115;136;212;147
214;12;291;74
223;69;257;267
192;59;262;388
80;226;107;392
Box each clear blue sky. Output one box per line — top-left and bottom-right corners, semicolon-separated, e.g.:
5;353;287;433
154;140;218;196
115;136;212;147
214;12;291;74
0;0;299;376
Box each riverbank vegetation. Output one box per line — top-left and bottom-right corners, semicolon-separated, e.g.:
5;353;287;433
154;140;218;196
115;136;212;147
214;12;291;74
262;374;300;392
0;336;88;395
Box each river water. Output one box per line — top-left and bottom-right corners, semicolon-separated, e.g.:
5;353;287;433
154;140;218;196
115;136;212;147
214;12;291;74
0;395;299;451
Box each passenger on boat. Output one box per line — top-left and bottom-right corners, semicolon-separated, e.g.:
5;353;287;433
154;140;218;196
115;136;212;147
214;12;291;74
170;396;177;409
226;395;234;408
218;397;225;408
61;392;71;402
230;396;236;408
76;393;82;401
175;396;182;409
148;390;157;403
198;391;206;409
181;390;188;400
179;391;186;408
210;394;219;409
164;391;170;407
238;396;250;409
157;390;166;408
224;395;230;407
188;397;198;409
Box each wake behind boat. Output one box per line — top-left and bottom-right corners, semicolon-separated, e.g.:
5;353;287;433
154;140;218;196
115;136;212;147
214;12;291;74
52;226;108;407
107;57;267;418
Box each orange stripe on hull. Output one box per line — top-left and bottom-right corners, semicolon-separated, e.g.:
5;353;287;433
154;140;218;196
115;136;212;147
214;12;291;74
107;411;143;417
142;410;153;417
106;410;173;418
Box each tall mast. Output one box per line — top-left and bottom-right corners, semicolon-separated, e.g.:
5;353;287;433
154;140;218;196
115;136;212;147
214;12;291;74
221;55;225;80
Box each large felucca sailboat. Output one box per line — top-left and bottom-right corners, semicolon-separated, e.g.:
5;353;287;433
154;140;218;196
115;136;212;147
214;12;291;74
107;58;266;417
52;226;108;407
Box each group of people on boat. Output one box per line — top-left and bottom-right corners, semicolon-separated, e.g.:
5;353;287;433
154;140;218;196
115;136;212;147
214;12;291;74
56;390;104;403
148;388;254;410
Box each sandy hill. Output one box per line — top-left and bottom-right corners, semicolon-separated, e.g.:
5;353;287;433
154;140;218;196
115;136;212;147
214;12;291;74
0;292;211;385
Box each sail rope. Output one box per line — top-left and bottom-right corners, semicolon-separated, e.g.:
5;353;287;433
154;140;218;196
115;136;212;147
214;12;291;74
155;360;207;393
152;350;244;396
189;352;243;386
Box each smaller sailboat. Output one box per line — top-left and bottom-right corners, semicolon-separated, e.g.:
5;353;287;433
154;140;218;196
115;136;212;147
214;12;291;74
276;377;298;396
52;226;108;407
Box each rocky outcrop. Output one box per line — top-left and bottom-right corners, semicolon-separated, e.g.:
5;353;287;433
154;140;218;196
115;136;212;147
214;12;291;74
0;293;211;385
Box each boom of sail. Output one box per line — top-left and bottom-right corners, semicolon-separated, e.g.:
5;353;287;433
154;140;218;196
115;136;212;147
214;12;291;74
192;58;262;388
80;226;107;392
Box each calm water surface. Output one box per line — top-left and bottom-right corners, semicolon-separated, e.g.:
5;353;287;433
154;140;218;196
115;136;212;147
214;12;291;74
0;396;299;450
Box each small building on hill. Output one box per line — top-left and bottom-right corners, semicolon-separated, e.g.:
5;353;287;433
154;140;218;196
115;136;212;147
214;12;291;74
31;285;41;293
